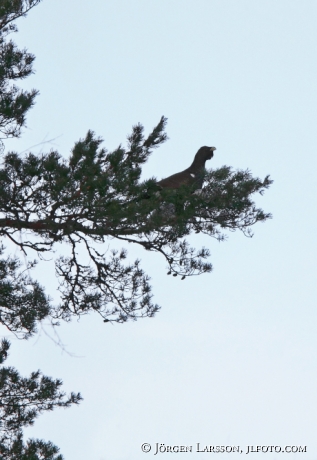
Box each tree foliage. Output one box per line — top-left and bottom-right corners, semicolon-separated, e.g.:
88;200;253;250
0;3;80;458
0;121;272;328
0;244;52;339
0;339;82;460
0;1;273;335
0;1;272;457
0;0;41;150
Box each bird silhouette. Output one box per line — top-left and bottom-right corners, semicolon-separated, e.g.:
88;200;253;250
156;146;216;193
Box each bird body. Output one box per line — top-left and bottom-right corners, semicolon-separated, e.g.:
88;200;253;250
157;146;216;192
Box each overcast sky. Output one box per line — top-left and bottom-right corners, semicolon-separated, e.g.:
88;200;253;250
2;0;317;459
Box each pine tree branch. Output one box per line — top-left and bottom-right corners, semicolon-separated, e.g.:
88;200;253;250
0;125;272;324
0;339;80;460
0;1;42;31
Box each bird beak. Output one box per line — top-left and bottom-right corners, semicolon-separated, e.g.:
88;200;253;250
210;147;216;151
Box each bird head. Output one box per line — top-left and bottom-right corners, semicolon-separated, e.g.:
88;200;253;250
196;146;216;161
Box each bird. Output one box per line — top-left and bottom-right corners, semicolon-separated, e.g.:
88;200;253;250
124;146;216;209
156;146;216;193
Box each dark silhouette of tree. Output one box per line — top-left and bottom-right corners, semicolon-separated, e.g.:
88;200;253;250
0;1;273;333
0;1;272;458
0;3;81;458
0;115;272;327
0;0;40;152
0;338;82;460
0;244;52;339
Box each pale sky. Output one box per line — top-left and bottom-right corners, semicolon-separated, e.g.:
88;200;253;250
2;0;317;459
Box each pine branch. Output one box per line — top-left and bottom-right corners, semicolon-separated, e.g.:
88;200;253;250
0;1;42;31
0;124;272;324
0;340;81;460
